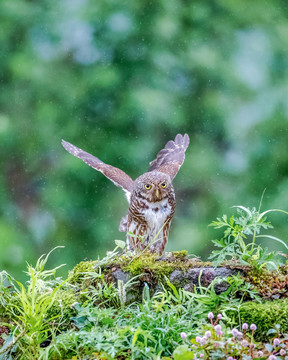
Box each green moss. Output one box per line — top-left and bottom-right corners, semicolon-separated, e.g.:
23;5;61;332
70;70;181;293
171;250;188;259
227;298;288;341
114;252;212;279
122;253;174;277
69;260;98;284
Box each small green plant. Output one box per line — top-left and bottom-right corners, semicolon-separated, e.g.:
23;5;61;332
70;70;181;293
209;205;288;270
0;247;70;359
82;266;143;307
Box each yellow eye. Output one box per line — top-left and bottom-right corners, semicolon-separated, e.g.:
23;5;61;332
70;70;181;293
161;182;167;188
144;184;151;190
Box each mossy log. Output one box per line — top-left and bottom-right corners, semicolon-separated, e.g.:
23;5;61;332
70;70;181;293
70;251;288;303
70;251;248;303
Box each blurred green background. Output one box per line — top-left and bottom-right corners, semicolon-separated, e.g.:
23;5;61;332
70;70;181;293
1;0;288;281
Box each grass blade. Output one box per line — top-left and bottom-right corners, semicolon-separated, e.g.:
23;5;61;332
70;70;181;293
256;235;288;250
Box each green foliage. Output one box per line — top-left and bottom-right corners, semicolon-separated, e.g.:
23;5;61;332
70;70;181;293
209;206;288;270
173;345;194;360
1;0;288;281
236;298;288;341
41;289;204;359
0;247;73;359
0;235;288;359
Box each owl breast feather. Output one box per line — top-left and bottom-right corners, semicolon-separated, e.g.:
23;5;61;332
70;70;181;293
142;198;172;234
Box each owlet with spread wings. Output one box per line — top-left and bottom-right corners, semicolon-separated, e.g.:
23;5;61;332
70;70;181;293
62;134;189;255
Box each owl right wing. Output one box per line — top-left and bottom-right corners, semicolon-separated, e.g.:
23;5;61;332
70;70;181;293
148;133;190;180
62;140;134;201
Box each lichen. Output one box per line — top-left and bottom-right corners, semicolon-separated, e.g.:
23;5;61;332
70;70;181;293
245;264;288;299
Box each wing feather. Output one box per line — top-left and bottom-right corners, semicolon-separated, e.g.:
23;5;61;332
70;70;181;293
148;133;190;179
62;140;134;198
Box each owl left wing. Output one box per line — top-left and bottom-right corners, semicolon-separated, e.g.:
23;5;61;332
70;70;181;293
62;140;134;200
148;133;190;180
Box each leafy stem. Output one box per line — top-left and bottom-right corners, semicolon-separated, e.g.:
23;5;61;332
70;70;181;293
209;204;288;270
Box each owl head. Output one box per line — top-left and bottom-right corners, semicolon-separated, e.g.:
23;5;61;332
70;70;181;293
133;171;173;202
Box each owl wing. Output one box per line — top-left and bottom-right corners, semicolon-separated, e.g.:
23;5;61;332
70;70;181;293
62;140;134;200
148;133;190;180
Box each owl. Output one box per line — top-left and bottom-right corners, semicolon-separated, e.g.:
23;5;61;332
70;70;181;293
62;134;189;255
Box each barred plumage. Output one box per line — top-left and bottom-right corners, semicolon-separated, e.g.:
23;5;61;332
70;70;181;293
62;134;189;255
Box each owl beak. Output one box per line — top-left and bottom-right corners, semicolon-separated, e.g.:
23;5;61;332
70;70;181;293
155;188;160;199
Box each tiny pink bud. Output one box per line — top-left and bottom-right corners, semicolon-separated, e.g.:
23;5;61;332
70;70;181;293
214;324;222;333
180;332;187;339
273;338;280;346
195;336;202;343
242;323;248;330
250;324;257;331
268;355;277;360
205;330;211;338
217;313;222;319
236;331;243;339
241;339;249;347
257;351;263;357
218;330;223;336
227;357;234;360
208;312;214;319
231;328;239;337
200;355;204;358
280;349;286;356
201;336;208;344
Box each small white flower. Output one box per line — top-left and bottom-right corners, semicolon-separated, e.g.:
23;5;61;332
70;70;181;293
180;332;187;339
70;301;79;309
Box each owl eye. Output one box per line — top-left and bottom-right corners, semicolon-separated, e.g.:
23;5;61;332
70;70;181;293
161;182;167;188
144;184;151;190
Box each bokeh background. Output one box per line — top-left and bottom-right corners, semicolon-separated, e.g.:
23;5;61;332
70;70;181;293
1;0;288;281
